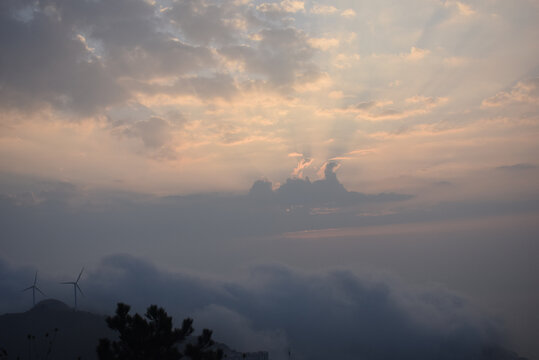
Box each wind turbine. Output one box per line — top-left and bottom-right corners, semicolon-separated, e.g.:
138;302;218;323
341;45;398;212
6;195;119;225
61;268;84;310
23;271;46;307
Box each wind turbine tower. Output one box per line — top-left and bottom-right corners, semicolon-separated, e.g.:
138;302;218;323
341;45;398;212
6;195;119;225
61;268;84;310
23;271;46;307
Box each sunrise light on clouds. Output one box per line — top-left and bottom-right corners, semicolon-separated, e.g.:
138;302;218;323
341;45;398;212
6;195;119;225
1;1;538;359
0;0;536;195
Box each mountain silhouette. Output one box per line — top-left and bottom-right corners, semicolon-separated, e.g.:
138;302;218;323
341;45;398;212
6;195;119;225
0;299;114;359
0;299;269;360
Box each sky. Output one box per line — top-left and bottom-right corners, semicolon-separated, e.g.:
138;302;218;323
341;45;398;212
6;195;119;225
0;0;538;359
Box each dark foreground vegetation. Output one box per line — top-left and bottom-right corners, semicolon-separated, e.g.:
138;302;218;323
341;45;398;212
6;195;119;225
0;299;529;360
97;303;222;360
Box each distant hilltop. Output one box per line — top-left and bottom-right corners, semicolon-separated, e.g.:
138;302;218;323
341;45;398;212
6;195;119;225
0;299;112;359
0;299;269;360
30;298;73;312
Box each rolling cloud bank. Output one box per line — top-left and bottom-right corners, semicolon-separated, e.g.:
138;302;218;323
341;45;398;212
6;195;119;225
0;254;522;360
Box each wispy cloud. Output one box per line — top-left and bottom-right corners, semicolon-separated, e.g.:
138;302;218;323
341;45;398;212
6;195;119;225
482;77;539;108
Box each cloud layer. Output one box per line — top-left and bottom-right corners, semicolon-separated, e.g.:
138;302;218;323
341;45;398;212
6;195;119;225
0;254;521;360
0;0;323;115
0;0;537;197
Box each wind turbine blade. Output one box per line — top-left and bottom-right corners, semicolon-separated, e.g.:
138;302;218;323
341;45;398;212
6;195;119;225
76;267;84;282
77;284;84;297
34;271;38;286
35;287;46;296
22;286;33;292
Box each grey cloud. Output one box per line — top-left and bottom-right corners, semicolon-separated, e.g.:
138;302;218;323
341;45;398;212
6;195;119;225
182;74;239;100
58;0;217;80
165;1;240;45
107;38;216;81
3;168;539;253
266;161;411;208
0;166;412;254
0;0;216;114
0;2;126;114
127;117;173;149
220;27;320;89
0;254;524;360
106;107;181;157
348;96;447;121
1;0;320;115
482;77;539;108
356;101;378;110
255;1;305;19
135;73;239;100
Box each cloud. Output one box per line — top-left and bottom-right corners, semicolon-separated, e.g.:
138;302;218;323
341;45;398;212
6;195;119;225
0;0;319;116
443;56;471;67
0;1;126;114
270;161;411;208
0;0;220;114
405;46;430;61
0;254;522;360
340;9;356;18
164;1;241;45
291;158;314;178
193;304;287;355
482;78;539;108
0;166;413;253
124;117;173;149
334;53;361;68
444;1;476;17
365;46;431;69
287;152;303;157
220;27;320;89
257;1;305;15
310;5;338;15
330;96;448;121
307;37;340;51
320;160;341;179
134;73;239;101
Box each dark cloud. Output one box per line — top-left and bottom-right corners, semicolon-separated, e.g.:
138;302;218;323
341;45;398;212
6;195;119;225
268;161;411;208
0;0;320;115
50;0;217;80
0;1;125;114
0;254;522;360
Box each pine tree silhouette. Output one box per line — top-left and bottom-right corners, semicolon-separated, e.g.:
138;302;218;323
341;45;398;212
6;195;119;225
97;303;222;360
